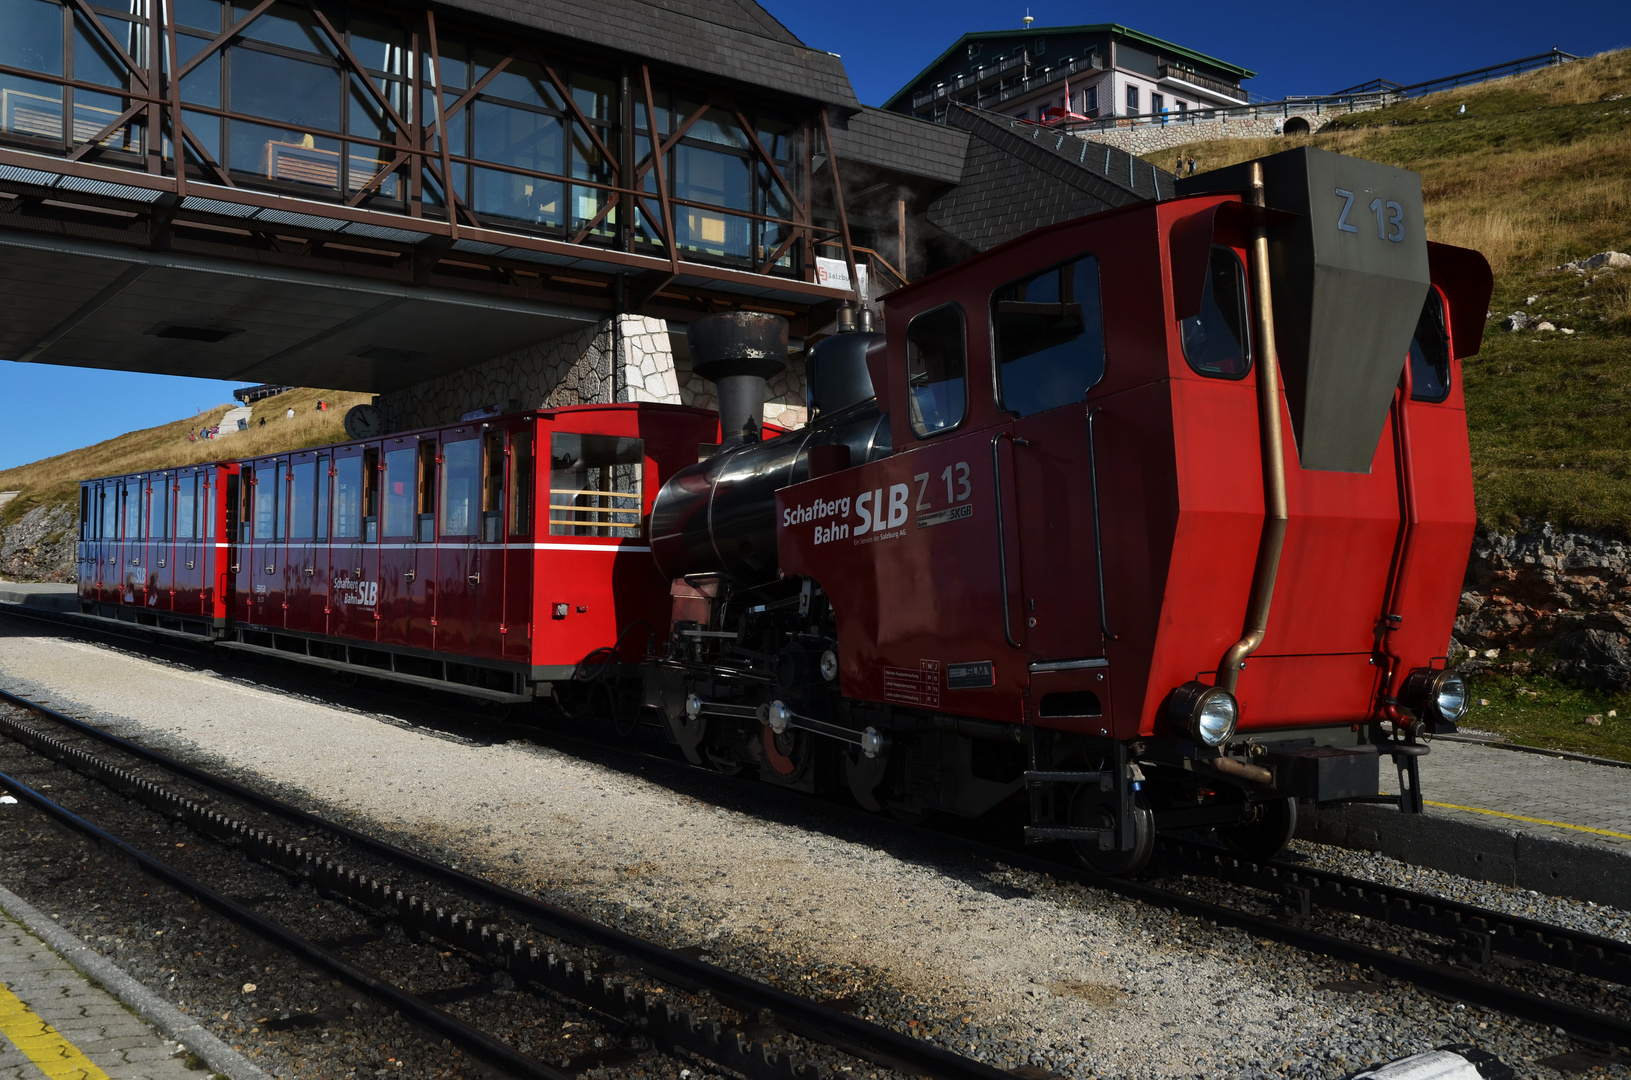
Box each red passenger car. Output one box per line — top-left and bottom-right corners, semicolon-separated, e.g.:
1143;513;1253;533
77;462;237;636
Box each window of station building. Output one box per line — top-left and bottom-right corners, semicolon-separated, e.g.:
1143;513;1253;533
0;0;147;154
482;432;505;542
333;454;362;539
441;438;481;538
1409;289;1452;403
905;305;968;438
1084;86;1098;114
993;254;1106;417
290;456;316;540
382;446;416;537
1125;84;1139;114
548;434;644;538
634;90;797;269
1152;93;1165;115
1180;245;1252;379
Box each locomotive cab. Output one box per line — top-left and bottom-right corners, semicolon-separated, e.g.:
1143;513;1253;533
645;146;1493;876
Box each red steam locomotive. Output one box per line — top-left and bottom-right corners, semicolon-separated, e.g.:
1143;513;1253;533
76;147;1493;875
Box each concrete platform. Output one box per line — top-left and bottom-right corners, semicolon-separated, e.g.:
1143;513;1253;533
0;583;77;614
0;886;267;1080
1299;735;1631;907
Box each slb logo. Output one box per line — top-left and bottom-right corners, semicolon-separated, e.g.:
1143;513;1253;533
358;580;379;606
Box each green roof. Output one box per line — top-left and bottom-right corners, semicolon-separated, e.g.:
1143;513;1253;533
881;23;1256;111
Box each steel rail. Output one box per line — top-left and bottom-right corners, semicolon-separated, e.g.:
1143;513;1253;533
0;765;573;1080
0;687;1015;1080
1153;839;1631;987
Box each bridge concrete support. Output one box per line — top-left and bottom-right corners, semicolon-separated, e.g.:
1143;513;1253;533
378;314;809;433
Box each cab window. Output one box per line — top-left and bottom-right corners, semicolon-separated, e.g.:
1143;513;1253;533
905;304;967;438
993;254;1106;416
1409;289;1451;403
1180;245;1251;379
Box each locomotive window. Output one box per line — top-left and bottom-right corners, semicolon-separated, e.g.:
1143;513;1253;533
482;432;505;542
441;439;481;537
510;430;533;537
1180;246;1251;379
333;456;363;539
992;254;1106;417
1409;288;1452;403
549;434;644;538
416;441;437;542
315;455;329;541
383;447;416;538
290;458;315;541
905;304;968;438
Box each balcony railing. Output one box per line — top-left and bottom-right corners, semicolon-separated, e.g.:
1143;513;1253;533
911;53;1029;112
1157;65;1247;103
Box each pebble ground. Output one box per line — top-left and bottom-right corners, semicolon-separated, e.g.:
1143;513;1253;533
0;618;1627;1080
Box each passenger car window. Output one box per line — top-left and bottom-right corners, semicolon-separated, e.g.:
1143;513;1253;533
549;434;644;538
383;447;416;537
993;254;1106;416
1409;289;1451;403
1180;245;1251;378
441;439;481;537
905;305;967;438
333;455;362;539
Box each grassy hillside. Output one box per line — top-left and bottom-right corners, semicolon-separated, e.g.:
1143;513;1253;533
0;386;371;529
1147;50;1631;534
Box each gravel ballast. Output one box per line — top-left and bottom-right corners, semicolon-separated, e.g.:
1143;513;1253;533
0;618;1626;1079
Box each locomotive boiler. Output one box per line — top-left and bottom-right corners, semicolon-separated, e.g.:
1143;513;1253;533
74;146;1493;877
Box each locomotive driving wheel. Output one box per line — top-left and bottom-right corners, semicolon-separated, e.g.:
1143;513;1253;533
1219;797;1298;861
1068;783;1154;878
760;725;813;784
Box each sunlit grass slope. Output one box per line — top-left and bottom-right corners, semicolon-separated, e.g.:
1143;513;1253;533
0;386;370;529
1145;50;1631;533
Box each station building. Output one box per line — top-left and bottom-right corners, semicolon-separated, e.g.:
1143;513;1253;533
885;23;1255;125
0;0;1177;432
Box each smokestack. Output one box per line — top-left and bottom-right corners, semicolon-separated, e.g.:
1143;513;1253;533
687;311;789;445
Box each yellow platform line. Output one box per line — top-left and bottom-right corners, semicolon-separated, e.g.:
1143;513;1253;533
1425;800;1631;842
0;980;111;1080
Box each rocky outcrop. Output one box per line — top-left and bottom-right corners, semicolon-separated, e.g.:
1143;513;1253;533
0;502;76;583
1454;523;1631;689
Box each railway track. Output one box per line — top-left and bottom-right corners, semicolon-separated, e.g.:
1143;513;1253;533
0;686;1015;1080
1;614;1628;1063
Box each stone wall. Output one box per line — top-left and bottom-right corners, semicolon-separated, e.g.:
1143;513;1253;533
0;502;77;582
1074;113;1334;158
1454;524;1631;690
379;314;809;432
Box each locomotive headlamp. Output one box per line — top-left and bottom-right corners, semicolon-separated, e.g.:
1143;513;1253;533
1400;668;1468;723
1168;681;1239;747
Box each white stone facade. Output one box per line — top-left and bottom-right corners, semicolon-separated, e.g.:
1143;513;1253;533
1070;112;1335;158
378;314;810;433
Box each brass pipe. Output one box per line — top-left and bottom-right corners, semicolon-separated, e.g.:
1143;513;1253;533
1217;162;1290;694
1199;755;1274;787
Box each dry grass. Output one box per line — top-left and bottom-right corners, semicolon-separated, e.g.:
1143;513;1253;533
0;386;369;526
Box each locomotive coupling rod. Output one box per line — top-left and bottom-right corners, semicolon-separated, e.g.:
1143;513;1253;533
1217;160;1290;695
761;700;886;757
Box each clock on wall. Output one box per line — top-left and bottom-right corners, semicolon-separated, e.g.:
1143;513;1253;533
343;403;385;440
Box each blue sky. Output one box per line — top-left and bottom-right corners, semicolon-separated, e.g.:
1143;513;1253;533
3;0;1629;472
